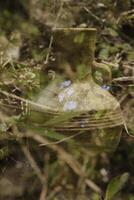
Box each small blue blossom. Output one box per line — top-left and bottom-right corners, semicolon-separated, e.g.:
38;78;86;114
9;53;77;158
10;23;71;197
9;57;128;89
66;88;74;97
80;120;86;128
101;85;110;91
80;124;85;128
64;101;77;111
60;80;71;89
58;93;65;102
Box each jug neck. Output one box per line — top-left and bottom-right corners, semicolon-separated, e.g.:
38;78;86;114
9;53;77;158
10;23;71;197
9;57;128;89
53;28;97;80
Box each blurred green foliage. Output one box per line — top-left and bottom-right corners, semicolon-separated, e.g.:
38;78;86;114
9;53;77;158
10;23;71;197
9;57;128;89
0;0;133;199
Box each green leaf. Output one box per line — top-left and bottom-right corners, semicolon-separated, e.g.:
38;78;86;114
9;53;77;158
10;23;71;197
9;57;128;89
92;193;101;200
99;45;110;59
0;146;9;160
127;51;134;61
107;28;118;37
0;123;8;132
104;172;129;200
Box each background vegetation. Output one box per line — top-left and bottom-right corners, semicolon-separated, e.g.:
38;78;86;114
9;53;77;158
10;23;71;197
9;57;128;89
0;0;134;199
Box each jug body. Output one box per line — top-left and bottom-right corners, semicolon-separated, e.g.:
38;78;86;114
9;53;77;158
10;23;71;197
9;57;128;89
28;28;124;152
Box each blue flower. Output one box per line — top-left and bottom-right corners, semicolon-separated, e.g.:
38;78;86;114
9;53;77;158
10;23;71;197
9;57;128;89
60;80;71;89
101;85;110;91
64;101;77;111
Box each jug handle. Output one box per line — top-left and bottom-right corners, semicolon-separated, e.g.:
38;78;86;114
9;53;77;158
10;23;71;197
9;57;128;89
93;61;112;82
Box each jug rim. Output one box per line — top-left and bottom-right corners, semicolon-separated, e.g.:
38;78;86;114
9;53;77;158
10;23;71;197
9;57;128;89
52;27;97;32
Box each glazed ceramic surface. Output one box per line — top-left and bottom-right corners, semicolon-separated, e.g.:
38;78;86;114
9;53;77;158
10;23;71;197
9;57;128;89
27;28;124;151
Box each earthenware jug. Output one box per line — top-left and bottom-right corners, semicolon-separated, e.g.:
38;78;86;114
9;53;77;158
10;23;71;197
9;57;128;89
29;28;124;151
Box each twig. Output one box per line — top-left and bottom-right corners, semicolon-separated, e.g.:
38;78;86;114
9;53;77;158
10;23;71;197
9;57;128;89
13;126;47;199
123;64;134;70
44;36;54;65
39;188;47;200
19;136;47;200
0;89;58;114
22;130;102;194
112;76;134;82
119;93;128;104
132;65;134;84
39;131;84;146
44;1;64;64
47;186;62;200
101;60;119;68
40;153;50;200
21;144;45;185
10;126;102;194
84;6;104;24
